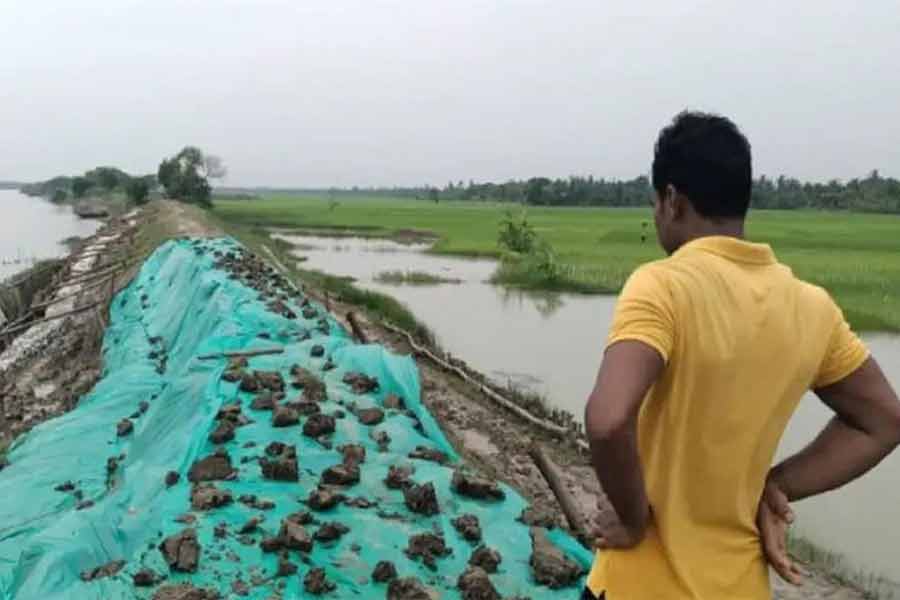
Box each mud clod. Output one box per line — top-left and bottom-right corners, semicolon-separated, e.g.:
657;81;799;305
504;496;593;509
239;494;275;511
383;394;405;410
133;568;160;587
372;560;398;583
305;487;345;511
408;446;450;465
302;413;335;438
279;513;314;551
55;481;76;492
271;405;299;428
239;517;262;534
356;407;385;426
80;559;125;582
286;399;321;416
187;449;235;482
371;429;391;451
276;557;297;577
250;391;283;410
451;469;505;501
529;527;584;589
404;532;451;570
339;443;366;466
159;528;200;573
151;584;219;600
256;370;285;392
260;537;284;553
116;418;133;437
452;514;482;542
260;443;298;481
403;482;440;516
239;373;261;393
321;462;360;486
385;464;414;489
343;372;379;394
303;567;335;595
469;545;502;573
387;577;432;600
290;366;327;402
310;345;325;358
214;522;228;538
457;566;501;600
231;579;250;596
518;506;559;529
208;420;235;444
191;483;233;510
314;521;349;542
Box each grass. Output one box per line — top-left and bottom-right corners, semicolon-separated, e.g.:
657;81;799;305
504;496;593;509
788;533;899;599
374;270;462;285
213;194;900;332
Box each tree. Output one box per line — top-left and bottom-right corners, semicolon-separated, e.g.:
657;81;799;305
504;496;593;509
203;154;227;181
157;146;214;207
428;187;439;203
52;189;68;204
71;177;92;199
125;178;150;205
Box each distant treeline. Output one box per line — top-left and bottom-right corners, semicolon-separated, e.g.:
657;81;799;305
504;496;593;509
273;170;900;213
0;181;24;190
20;166;156;205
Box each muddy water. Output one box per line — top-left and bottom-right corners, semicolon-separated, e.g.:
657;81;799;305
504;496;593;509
276;232;900;588
0;189;100;281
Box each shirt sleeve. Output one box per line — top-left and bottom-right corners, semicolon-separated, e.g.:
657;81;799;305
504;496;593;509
813;299;870;389
606;264;676;363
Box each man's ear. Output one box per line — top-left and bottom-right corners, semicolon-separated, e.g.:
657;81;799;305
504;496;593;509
668;185;689;221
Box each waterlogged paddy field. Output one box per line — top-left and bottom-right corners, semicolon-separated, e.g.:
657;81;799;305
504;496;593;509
214;196;900;332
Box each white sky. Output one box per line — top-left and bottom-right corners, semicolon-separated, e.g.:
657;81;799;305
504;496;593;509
2;1;898;187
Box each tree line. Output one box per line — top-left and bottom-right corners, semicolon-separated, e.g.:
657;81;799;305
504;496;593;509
19;147;226;208
318;170;900;213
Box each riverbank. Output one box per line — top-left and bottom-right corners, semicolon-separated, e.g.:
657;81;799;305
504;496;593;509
0;200;876;598
213;195;900;332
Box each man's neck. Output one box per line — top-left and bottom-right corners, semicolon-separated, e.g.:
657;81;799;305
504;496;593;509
683;218;745;245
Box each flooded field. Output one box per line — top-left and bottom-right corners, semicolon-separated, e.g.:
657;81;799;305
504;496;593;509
274;231;900;591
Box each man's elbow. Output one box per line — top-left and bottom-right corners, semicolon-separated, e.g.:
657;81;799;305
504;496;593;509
884;403;900;447
585;395;633;443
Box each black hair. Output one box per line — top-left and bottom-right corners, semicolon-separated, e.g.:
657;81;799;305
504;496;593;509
652;111;752;218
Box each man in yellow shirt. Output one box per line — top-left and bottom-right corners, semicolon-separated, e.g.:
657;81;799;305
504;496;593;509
583;111;900;599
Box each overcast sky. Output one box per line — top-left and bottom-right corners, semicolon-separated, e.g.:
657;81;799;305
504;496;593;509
2;1;899;187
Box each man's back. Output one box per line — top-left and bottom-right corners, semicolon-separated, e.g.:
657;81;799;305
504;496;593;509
586;235;868;599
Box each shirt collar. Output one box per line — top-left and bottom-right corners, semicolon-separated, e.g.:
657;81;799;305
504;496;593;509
674;235;776;265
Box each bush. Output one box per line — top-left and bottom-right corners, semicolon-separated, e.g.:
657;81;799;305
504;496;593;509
497;210;537;253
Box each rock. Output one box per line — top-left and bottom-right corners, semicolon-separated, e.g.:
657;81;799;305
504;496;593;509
387;577;432;600
305;487;345;511
239;517;262;534
310;345;325;358
208;420;235;444
404;482;440;516
404;532;451;570
314;521;349;542
529;527;584;589
159;528;200;573
80;559;125;581
191;483;233;510
383;394;405;410
260;444;298;482
250;391;282;410
303;567;335;595
271;405;299;428
469;546;502;573
451;469;505;501
117;418;133;437
54;481;75;492
151;584;219;600
408;446;450;465
356;407;385;426
286;400;321;416
133;568;159;587
339;443;366;466
279;514;314;551
276;557;297;577
457;566;501;600
165;471;180;487
372;560;398;583
342;372;379;394
302;413;335;438
321;462;360;486
187;449;235;482
452;514;482;542
384;464;414;489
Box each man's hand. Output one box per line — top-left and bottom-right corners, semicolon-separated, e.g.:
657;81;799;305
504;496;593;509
592;500;649;551
757;478;803;586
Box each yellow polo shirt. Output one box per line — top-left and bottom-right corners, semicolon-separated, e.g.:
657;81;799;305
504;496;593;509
587;235;869;599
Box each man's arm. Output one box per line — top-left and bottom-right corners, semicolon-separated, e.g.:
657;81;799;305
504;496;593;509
584;340;665;545
769;357;900;501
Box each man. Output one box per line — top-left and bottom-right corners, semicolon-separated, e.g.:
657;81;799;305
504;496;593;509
583;111;900;599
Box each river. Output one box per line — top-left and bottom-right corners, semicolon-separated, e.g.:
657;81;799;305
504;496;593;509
0;189;100;281
275;231;900;592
